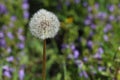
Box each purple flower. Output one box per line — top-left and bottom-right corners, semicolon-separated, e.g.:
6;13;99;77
18;35;25;41
103;35;108;41
2;25;7;31
98;66;105;71
117;16;120;21
83;2;88;7
18;28;23;34
94;3;99;9
0;3;7;14
68;54;74;59
7;32;14;39
83;57;88;62
98;47;104;54
0;39;6;47
0;31;4;38
108;5;114;12
109;15;115;21
87;40;93;48
97;12;107;20
6;56;14;62
87;14;93;20
19;68;25;80
7;47;12;53
104;24;112;33
79;71;88;78
11;16;17;21
65;0;70;6
73;50;79;59
75;60;83;68
22;3;29;10
87;6;92;12
84;19;91;25
93;52;102;59
23;11;29;19
3;71;11;78
74;0;80;4
3;65;9;71
17;42;25;49
9;22;14;27
61;44;69;49
70;44;75;50
89;31;94;37
2;66;13;78
90;24;96;29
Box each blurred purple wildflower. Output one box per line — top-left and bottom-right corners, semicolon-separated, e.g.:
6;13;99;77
18;35;25;41
109;15;115;21
19;68;25;80
2;25;7;31
98;66;105;71
94;3;99;9
103;35;108;41
87;40;93;49
65;0;70;6
98;47;104;54
61;44;69;49
7;47;12;53
90;24;96;29
0;3;7;14
6;56;14;62
83;2;88;7
108;5;114;12
22;3;29;10
11;16;17;21
104;24;112;33
17;42;25;49
94;47;104;59
87;6;92;12
0;39;6;47
75;60;83;68
9;22;14;27
89;31;94;37
18;28;23;34
0;31;4;38
2;66;13;78
3;71;11;78
83;57;88;62
97;12;107;20
73;50;79;59
79;71;88;78
87;14;93;20
74;0;80;4
117;16;120;21
7;32;14;39
23;11;29;19
93;52;102;59
84;18;91;25
68;54;74;59
70;44;75;50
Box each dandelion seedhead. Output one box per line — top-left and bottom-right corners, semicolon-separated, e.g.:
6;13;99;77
29;9;60;40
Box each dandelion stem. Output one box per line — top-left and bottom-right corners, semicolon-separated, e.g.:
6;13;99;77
42;39;46;80
63;59;67;80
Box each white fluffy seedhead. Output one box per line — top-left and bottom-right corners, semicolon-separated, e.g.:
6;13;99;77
29;9;60;40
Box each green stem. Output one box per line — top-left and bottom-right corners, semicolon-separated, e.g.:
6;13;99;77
42;39;46;80
63;59;67;80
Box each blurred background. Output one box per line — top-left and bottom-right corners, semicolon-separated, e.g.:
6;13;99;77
0;0;120;80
